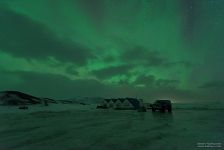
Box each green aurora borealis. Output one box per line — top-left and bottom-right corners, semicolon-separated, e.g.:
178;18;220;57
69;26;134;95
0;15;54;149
0;0;224;101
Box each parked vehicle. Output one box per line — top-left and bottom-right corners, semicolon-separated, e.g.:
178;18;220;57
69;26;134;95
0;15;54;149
151;100;172;113
96;104;108;109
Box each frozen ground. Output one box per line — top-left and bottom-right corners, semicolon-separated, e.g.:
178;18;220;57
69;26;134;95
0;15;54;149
0;104;223;150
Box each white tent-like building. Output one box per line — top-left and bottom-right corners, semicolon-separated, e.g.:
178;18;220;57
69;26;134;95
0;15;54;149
101;98;142;110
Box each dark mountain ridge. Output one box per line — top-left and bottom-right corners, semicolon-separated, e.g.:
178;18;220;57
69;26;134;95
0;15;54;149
0;91;42;105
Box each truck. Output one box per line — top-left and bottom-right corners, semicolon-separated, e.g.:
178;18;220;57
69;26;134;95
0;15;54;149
151;100;172;113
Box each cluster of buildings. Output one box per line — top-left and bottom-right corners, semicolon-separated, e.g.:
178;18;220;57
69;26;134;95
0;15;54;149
98;98;144;110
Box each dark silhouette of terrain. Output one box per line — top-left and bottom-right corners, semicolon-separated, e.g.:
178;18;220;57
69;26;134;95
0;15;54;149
0;91;41;105
0;91;88;106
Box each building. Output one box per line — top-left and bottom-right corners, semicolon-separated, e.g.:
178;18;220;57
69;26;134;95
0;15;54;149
101;98;142;110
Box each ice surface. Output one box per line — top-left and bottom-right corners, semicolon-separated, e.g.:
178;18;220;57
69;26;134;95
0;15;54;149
0;103;224;150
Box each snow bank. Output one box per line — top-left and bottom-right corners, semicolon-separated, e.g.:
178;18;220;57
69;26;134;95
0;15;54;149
0;104;223;150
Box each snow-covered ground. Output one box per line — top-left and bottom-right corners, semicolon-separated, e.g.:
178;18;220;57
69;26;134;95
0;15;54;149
0;104;223;150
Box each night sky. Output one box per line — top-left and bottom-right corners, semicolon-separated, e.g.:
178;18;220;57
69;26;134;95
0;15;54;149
0;0;224;101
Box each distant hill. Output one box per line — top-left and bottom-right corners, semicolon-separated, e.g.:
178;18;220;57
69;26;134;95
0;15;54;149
0;91;103;106
0;91;42;105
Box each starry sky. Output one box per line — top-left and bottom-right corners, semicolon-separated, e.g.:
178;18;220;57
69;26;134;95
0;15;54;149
0;0;224;101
